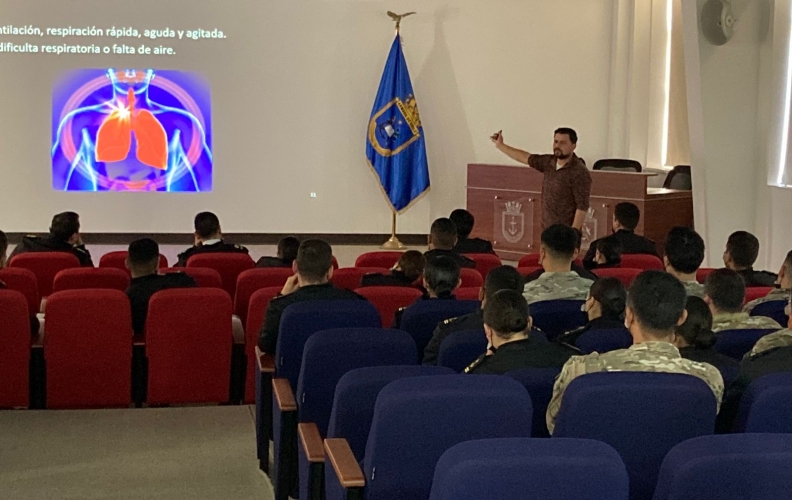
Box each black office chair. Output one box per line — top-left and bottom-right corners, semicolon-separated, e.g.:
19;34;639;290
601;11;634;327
663;165;692;190
592;159;642;173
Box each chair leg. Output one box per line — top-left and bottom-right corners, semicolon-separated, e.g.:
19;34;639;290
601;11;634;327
256;371;273;473
273;409;297;500
309;462;325;500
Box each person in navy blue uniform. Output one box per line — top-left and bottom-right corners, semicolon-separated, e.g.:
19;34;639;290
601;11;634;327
360;250;426;288
582;203;658;267
175;212;249;267
9;212;94;267
256;236;300;269
450;209;495;254
424;218;476;269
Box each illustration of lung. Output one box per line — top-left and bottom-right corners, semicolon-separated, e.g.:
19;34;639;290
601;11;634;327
96;88;168;170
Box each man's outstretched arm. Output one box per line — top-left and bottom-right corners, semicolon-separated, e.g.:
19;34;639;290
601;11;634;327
491;130;531;165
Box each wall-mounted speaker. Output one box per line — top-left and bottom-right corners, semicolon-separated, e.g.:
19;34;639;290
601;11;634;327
701;0;736;46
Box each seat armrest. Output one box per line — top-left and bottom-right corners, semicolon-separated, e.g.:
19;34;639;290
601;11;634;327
256;346;275;373
273;378;297;411
298;423;324;463
324;438;365;488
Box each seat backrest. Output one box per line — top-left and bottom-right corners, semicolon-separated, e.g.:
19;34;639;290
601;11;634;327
0;267;39;317
353;286;423;327
575;328;633;355
362;375;533;500
459;268;484;288
332;267;389;291
517;266;542;278
99;251;168;275
454;287;481;301
146;288;233;405
749;300;789;327
276;300;381;390
745;286;775;303
44;289;133;408
297;328;417;436
662;165;692;190
186;253;254;298
354;251;404;269
696;267;716;284
462;253;502;280
0;290;31;408
52;267;131;293
437;329;487;373
591;268;642;287
619;254;664;270
734;373;792;433
400;300;481;357
553;372;717;500
714;329;778;360
592;159;642;172
654;434;792;500
161;267;223;289
244;286;283;403
234;268;294;322
505;367;562;438
529;300;587;341
518;254;541;268
430;438;629;500
9;252;81;297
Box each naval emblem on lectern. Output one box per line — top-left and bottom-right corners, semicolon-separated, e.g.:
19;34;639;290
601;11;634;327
502;201;524;244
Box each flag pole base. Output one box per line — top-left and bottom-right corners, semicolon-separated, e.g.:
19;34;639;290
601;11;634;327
381;236;407;250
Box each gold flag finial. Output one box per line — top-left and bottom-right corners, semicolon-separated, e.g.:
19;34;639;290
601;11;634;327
387;11;416;33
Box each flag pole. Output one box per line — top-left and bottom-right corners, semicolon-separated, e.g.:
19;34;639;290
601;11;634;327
381;210;406;249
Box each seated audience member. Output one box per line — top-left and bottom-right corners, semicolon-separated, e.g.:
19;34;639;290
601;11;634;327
663;226;706;298
723;231;777;287
585;236;622;270
9;212;93;267
583;202;658;267
744;250;792;314
745;296;792;363
523;228;598;282
449;209;495;254
423;265;523;365
556;277;627;347
704;269;782;332
424;218;476;269
393;256;461;329
464;290;573;374
523;224;594;304
125;239;197;335
360;250;426;288
176;212;249;267
256;236;300;268
675;296;738;371
258;240;365;353
546;270;724;434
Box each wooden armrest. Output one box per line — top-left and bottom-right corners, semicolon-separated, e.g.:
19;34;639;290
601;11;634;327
324;438;365;488
299;423;325;463
255;346;275;373
272;378;297;412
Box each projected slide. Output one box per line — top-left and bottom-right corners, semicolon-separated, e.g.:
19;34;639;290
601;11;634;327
52;68;212;192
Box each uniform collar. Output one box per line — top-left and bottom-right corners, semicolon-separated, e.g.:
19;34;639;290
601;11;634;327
628;341;680;356
713;312;750;322
536;271;577;280
202;239;222;246
492;337;532;352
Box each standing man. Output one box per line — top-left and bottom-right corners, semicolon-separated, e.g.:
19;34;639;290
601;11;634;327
492;128;592;230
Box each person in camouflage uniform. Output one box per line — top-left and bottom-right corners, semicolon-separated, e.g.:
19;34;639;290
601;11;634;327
547;271;724;434
523;224;593;304
748;298;792;356
663;227;707;298
704;269;782;332
743;250;792;314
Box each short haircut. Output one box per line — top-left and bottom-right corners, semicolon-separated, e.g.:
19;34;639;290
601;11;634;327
627;270;687;333
277;236;301;265
590;277;627;320
554;127;578;144
726;231;760;268
614;203;641;231
704;268;746;313
430;218;458;249
449;209;475;239
397;250;426;282
596;236;623;266
484;290;530;339
676;296;716;349
664;227;705;274
194;212;221;239
296;239;333;282
128;238;160;267
484;266;524;302
0;230;7;258
424;256;461;297
540;224;578;261
50;212;81;241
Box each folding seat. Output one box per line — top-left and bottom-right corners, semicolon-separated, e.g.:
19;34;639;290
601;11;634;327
654;434;792;500
331;256;340;270
244;287;283;404
733;373;792;433
575;328;633;354
331;267;389;291
400;300;480;357
0;268;39;317
430;438;628;500
235;268;294;324
714;328;779;359
99;250;168;276
324;375;533;500
9;252;80;298
437;329;487;373
459;268;483;288
160;267;222;289
462;253;502;280
530;300;587;341
52;267;130;293
145;288;233;405
354;286;422;327
0;290;31;408
620;254;664;270
506;367;562;438
593;268;642;287
696;268;716;283
553;372;718;500
745;286;774;302
44;289;133;408
354;251;403;269
454;287;481;301
750;300;788;326
186;253;254;298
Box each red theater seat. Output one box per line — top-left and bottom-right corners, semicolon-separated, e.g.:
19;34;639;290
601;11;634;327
593;268;642;287
244;287;283;403
161;267;222;289
52;267;131;293
460;268;484;288
0;268;39;317
99;251;168;276
186;253;254;298
355;251;404;269
746;287;775;304
464;253;503;280
0;290;30;408
332;267;389;291
620;254;664;271
517;266;542;278
9;252;81;298
519;254;541;268
355;286;423;327
697;268;716;284
455;287;482;301
234;268;293;324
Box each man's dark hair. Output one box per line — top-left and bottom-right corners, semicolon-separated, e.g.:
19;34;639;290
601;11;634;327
627;270;687;333
704;268;746;313
430;218;458;250
296;239;334;282
50;212;81;242
664;227;705;274
555;127;578;144
590;277;627;320
614;203;641;231
194;212;221;240
397;250;426;282
424;256;461;297
277;236;301;265
541;224;578;261
726;231;760;268
0;230;7;259
128;238;160;267
449;209;475;239
484;290;530;339
484;266;524;302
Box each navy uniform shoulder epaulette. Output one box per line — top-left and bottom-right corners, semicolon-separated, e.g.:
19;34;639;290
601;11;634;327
234;244;247;250
396;306;408;313
441;315;463;327
463;354;487;374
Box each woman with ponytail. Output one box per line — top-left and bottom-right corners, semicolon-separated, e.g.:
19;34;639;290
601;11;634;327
557;277;627;347
675;296;737;370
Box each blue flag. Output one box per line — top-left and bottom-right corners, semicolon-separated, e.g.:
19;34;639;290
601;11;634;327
367;34;430;213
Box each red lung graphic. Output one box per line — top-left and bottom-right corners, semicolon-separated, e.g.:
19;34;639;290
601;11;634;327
95;89;168;170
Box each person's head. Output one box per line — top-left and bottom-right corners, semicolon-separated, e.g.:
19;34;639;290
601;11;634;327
429;218;458;250
449;209;475;240
704;268;746;315
394;250;426;282
613;203;640;232
0;230;7;268
553;127;578;160
584;277;627;322
595;236;623;266
126;238;161;278
50;212;81;244
423;256;461;298
674;296;716;349
194;212;221;242
625;270;688;342
539;224;578;269
277;236;301;265
777;250;792;290
724;231;760;271
479;265;524;306
294;239;334;284
483;289;533;348
663;227;705;277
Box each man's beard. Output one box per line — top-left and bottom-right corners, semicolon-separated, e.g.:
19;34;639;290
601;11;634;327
554;150;571;160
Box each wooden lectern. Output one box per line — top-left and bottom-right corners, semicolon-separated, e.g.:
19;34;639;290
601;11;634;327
467;164;693;261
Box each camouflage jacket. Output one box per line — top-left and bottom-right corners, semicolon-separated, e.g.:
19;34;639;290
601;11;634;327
711;312;782;333
546;341;724;434
682;280;706;298
743;288;789;314
748;329;792;356
523;271;593;305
